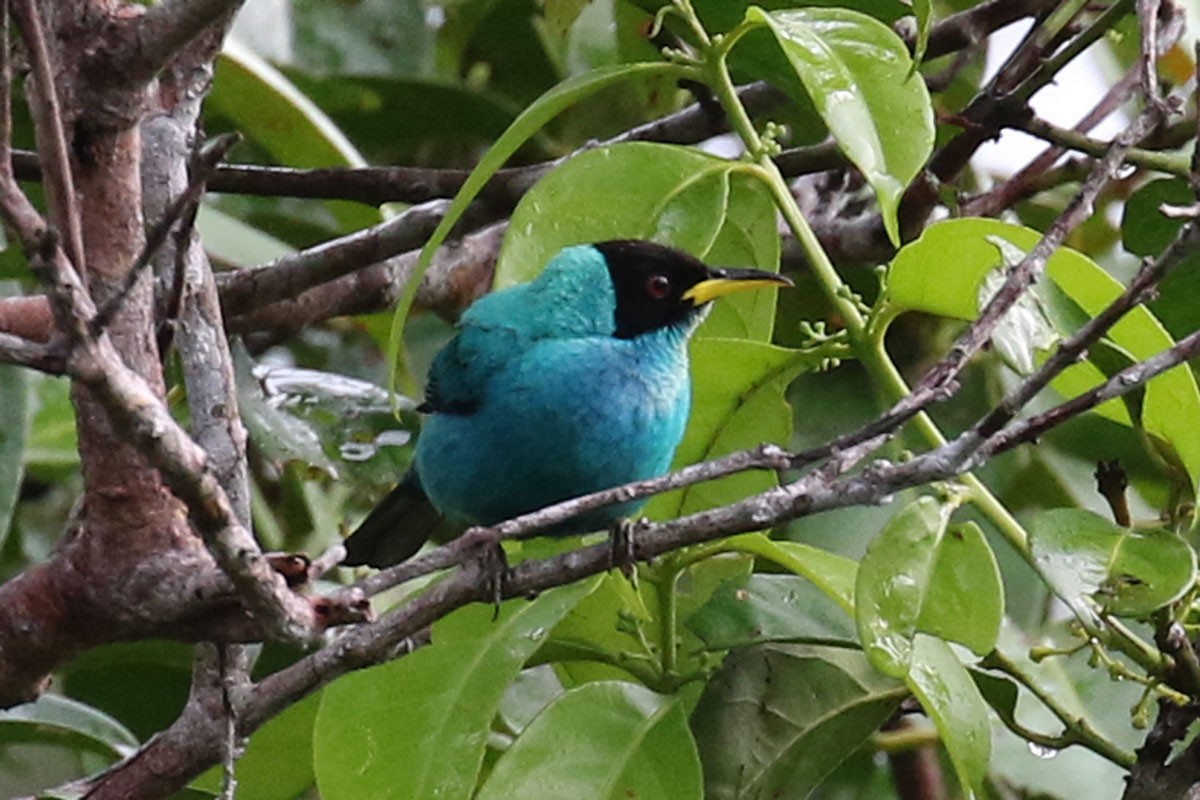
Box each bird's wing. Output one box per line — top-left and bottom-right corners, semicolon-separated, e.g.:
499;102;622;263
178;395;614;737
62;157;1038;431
421;317;523;415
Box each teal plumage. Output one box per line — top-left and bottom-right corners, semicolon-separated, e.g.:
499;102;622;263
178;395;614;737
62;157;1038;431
343;240;789;567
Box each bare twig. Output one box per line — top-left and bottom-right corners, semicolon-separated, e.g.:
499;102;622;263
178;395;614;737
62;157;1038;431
9;0;85;273
971;211;1196;443
983;327;1200;457
92;133;241;336
216;199;450;320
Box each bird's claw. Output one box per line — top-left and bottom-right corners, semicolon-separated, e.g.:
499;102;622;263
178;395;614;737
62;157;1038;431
471;539;511;619
608;518;640;585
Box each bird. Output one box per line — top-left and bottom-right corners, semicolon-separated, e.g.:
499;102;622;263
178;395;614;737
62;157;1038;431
342;239;791;568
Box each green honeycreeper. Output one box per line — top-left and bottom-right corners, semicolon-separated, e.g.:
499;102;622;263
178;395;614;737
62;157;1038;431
343;239;791;567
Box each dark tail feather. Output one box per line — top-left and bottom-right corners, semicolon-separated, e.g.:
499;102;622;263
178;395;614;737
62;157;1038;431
343;471;446;567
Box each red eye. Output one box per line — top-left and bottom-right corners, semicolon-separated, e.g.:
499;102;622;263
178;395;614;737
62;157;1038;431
646;274;671;299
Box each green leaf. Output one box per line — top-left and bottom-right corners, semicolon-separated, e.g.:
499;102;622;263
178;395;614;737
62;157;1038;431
476;681;702;800
544;556;751;685
855;496;954;677
289;0;433;76
313;580;598;800
916;522;1004;657
737;535;859;612
495;142;783;341
743;7;934;244
388;63;684;392
886;218;1200;493
0;695;138;756
238;357;419;486
909;0;933;66
1124;180;1200;345
542;572;657;687
57;641;193;742
686;573;858;650
284;71;520;165
1029;508;1196;618
0;363;30;551
0;695;138;798
1122;177;1191;258
648;339;807;520
855;496;1004;677
692;644;905;800
906;635;991;796
193;692;320;800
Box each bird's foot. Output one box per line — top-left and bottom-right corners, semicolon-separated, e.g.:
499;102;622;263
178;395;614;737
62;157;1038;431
470;538;511;619
608;518;641;585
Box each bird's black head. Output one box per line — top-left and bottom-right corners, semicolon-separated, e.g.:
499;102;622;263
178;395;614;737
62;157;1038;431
594;239;792;339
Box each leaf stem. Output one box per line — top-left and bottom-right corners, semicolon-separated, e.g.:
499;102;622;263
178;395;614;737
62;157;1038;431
982;649;1138;768
655;561;683;678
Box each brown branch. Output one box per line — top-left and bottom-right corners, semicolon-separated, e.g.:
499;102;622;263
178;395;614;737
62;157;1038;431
108;0;245;85
9;0;85;274
225;220;507;336
961;63;1142;218
92;133;239;336
216;199;450;320
0;328;62;371
917;0;1058;60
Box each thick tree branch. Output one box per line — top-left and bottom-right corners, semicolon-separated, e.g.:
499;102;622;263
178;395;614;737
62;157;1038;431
108;0;245;85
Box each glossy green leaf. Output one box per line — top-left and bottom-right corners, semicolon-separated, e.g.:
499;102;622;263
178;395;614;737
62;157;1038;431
0;695;136;795
1029;508;1196;618
744;7;934;244
477;681;701;800
909;0;933;66
738;535;859;612
886;218;1200;492
541;572;657;687
686;574;857;650
692;644;905;800
855;496;953;676
855;495;1001;676
648;339;808;520
496;142;783;341
979;237;1059;375
907;635;991;797
24;375;78;479
496;665;564;737
313;580;597;800
916;522;1004;657
210;40;377;232
0;363;30;551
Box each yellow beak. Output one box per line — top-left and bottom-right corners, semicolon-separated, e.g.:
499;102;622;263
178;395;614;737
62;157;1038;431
682;267;794;306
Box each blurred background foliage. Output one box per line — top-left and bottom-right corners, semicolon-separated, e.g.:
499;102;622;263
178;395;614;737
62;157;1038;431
2;0;1199;798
